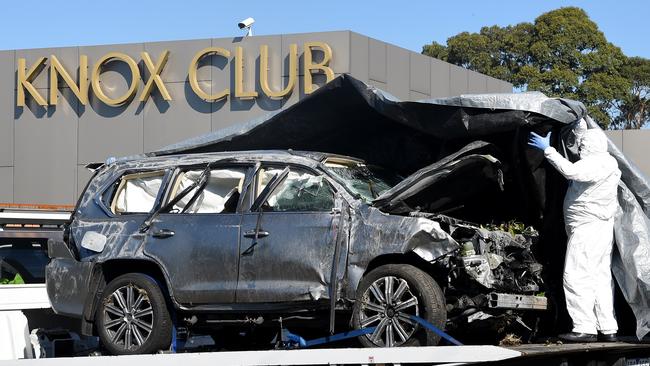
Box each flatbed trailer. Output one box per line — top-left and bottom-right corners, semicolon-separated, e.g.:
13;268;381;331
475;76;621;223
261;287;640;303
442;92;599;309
1;342;649;366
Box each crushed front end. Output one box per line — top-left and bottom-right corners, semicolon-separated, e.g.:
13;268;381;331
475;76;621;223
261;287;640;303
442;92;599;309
415;213;547;342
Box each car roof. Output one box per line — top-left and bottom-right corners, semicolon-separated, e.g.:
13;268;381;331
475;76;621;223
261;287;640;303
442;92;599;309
108;150;365;172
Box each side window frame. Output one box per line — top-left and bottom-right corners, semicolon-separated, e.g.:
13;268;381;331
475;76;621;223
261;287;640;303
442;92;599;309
252;163;337;213
161;163;254;215
97;169;171;217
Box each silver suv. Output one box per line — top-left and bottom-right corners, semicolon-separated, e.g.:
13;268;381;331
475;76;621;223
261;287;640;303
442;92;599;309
46;147;546;355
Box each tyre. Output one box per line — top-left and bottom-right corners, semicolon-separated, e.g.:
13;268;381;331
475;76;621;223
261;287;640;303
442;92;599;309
352;264;446;347
96;273;172;355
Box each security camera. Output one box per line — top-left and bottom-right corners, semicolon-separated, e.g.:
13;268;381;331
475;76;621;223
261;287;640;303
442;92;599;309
238;17;255;36
238;17;255;29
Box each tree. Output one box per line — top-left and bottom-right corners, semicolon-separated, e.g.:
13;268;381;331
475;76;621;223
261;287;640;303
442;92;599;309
612;57;650;129
422;7;647;129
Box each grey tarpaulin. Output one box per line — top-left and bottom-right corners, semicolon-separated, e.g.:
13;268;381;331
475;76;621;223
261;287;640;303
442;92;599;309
149;74;650;339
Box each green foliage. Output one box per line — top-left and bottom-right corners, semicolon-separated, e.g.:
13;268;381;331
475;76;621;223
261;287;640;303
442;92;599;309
612;57;650;129
483;220;537;237
0;273;25;285
422;7;648;129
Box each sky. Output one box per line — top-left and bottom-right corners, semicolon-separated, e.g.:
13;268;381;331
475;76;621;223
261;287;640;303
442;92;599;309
0;0;647;58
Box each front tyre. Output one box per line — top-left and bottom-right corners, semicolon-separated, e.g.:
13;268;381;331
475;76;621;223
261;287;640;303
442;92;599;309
352;264;446;347
96;273;172;355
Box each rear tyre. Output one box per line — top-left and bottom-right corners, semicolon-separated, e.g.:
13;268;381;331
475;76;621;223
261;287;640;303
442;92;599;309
96;273;172;355
352;264;446;347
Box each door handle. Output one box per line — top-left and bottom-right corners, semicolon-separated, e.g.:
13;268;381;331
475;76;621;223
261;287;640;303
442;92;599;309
243;229;269;239
152;229;175;239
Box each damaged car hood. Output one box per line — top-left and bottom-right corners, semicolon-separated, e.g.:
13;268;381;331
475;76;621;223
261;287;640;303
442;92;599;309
372;141;504;215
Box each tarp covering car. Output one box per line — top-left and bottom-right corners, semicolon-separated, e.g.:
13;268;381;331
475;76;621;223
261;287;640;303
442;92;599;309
147;74;650;339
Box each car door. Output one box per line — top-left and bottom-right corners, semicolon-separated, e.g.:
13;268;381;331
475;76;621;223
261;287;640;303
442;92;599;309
143;164;250;305
236;165;339;304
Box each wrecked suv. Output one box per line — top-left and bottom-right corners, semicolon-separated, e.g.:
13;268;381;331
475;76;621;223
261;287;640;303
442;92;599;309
46;148;546;354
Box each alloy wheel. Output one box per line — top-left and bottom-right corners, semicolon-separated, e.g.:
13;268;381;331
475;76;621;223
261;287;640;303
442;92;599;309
358;275;420;347
102;283;154;350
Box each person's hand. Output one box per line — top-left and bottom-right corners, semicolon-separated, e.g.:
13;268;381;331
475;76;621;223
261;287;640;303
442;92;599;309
528;131;551;151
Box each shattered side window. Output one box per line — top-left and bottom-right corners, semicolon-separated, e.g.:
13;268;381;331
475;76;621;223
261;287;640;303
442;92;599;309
168;168;246;214
110;171;165;214
257;168;334;212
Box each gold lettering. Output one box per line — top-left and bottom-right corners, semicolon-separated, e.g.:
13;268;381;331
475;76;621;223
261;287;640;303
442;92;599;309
49;55;88;105
234;46;258;99
140;50;171;102
260;44;297;99
91;52;140;106
17;57;47;107
303;42;334;94
188;47;230;101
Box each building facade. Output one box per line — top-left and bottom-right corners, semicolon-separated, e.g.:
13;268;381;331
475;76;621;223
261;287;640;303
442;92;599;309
0;31;513;206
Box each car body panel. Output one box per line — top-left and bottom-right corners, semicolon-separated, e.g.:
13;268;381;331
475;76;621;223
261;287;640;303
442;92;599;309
237;210;338;303
45;257;94;318
143;213;241;304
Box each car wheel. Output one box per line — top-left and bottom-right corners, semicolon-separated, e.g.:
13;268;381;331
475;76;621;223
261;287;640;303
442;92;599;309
96;273;172;355
352;264;446;347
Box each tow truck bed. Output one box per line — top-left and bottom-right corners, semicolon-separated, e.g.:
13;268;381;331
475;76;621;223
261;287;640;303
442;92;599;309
2;342;649;366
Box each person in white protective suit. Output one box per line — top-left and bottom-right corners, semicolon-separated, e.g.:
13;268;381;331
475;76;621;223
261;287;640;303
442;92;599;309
529;128;621;343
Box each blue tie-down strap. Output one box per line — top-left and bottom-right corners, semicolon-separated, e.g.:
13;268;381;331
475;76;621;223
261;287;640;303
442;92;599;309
409;314;463;346
284;327;377;348
304;327;378;348
288;315;462;348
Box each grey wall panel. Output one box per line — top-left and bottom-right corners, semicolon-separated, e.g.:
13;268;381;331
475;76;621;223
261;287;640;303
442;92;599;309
77;43;145;164
349;32;369;83
212;96;281;132
78;96;144;164
410;53;431;95
620;130;650;178
144;39;211;83
449;65;468;96
144;82;211;152
605;130;623;151
14;88;77;205
386;45;410;100
15;46;78;90
76;165;93;199
367;79;388;92
487;76;505;93
0;167;12;203
282;31;350;76
0;50;14;167
368;38;387;83
410;91;429;101
501;81;513;93
467;71;487;93
430;58;450;98
280;73;342;110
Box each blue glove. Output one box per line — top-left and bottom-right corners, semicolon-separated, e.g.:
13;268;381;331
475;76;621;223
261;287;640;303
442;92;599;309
528;131;551;151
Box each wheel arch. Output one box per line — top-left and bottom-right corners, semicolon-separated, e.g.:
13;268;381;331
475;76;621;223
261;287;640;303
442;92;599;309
363;252;448;289
351;257;448;347
81;258;177;336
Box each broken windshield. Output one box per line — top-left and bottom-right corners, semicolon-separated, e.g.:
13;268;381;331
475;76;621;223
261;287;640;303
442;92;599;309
324;159;401;202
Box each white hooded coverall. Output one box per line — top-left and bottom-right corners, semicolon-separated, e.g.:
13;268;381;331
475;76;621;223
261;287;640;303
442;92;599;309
543;129;621;335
